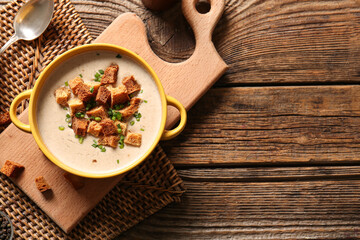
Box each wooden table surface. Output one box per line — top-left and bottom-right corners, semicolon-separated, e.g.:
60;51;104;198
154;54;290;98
3;0;360;239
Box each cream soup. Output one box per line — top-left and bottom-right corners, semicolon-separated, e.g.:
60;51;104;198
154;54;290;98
36;51;162;174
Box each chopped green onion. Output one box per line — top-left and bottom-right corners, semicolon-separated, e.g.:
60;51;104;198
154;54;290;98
95;117;101;122
140;128;144;131
117;128;122;134
144;100;148;103
65;118;71;123
75;135;80;139
68;122;72;128
90;87;94;93
99;69;104;74
65;81;68;86
130;120;135;126
120;135;125;141
75;112;82;118
79;74;83;78
66;114;71;118
59;126;65;131
101;147;106;152
114;105;120;110
95;72;100;78
119;144;124;149
79;136;84;144
112;116;116;121
116;54;122;58
140;89;143;93
117;159;120;164
63;107;68;110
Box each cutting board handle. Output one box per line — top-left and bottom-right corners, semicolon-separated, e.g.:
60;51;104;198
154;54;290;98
182;0;225;43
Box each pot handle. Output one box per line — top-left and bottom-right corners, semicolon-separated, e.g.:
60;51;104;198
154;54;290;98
10;89;32;133
161;95;187;141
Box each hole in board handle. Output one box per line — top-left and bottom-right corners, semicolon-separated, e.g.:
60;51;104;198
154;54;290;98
196;0;211;14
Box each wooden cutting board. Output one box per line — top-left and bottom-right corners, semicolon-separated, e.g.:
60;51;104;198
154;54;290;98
0;0;227;233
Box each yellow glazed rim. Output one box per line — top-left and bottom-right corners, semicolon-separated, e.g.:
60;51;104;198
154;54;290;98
28;43;168;178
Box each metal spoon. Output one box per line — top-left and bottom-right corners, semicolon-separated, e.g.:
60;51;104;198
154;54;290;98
0;0;54;55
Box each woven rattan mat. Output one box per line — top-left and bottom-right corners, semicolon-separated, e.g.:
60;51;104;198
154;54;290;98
0;0;184;238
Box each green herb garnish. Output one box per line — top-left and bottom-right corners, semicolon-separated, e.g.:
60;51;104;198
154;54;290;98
117;159;119;164
68;122;72;128
119;135;125;149
134;112;142;122
66;114;71;118
94;69;104;82
79;74;83;78
130;120;135;126
63;107;68;110
79;136;84;144
65;118;71;123
65;81;69;86
95;117;102;122
99;69;104;74
144;100;148;103
140;128;144;131
140;89;143;93
59;126;65;131
90;86;94;93
92;140;106;152
75;112;83;118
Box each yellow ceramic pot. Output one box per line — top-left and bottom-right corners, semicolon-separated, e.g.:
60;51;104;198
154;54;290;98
10;43;186;178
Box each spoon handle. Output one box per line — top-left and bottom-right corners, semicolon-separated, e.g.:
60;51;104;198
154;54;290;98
0;35;19;55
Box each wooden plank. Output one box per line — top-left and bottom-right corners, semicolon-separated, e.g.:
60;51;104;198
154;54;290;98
74;0;360;85
162;85;360;165
119;166;360;239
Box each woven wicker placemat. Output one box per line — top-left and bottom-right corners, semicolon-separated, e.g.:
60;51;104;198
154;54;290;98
0;0;184;238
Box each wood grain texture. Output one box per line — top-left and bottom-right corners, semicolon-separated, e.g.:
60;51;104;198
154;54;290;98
163;85;360;165
119;166;360;240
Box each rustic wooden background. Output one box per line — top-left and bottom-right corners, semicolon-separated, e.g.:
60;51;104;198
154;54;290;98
2;0;360;239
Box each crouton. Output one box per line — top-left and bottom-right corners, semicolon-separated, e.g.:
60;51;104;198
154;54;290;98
86;106;108;120
77;84;93;102
99;119;117;136
68;98;85;114
122;75;141;94
98;135;120;148
100;64;119;85
54;87;71;106
68;77;84;95
96;86;111;105
63;172;85;190
72;117;89;136
35;176;51;192
0;112;11;125
1;160;24;178
124;132;142;147
119;98;142;119
87;121;103;137
114;120;127;135
85;82;101;97
111;85;129;107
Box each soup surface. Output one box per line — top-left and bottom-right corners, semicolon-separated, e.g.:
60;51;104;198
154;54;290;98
36;50;162;174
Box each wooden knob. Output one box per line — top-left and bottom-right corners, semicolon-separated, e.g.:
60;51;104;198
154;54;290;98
141;0;178;11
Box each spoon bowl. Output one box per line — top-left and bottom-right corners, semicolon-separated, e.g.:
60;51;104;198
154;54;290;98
0;0;54;54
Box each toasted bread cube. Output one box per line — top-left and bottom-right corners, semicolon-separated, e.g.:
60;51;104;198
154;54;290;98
122;75;141;94
68;98;85;114
111;85;129;107
124;132;142;147
114;120;127;135
85;82;101;97
72;117;89;137
63;172;85;190
0;112;11;126
100;64;119;85
35;176;51;192
77;84;93;102
120;98;142;119
54;87;71;106
86;106;108;120
87;121;103;137
1;160;24;178
99;119;117;136
98;135;120;148
96;86;111;105
68;77;84;95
